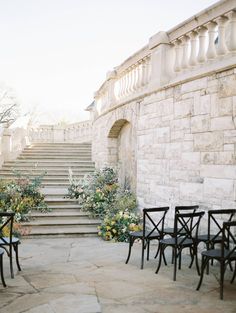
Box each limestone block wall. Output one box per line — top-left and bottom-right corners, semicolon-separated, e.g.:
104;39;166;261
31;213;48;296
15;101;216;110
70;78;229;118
93;67;236;230
137;68;236;225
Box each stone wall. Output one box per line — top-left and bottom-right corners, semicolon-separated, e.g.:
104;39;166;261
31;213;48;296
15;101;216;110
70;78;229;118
93;67;236;227
91;1;236;228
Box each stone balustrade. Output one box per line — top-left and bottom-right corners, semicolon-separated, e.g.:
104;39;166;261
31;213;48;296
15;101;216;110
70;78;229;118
94;0;236;117
29;120;92;143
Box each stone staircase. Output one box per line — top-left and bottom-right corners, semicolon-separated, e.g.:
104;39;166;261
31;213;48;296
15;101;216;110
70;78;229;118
0;142;100;238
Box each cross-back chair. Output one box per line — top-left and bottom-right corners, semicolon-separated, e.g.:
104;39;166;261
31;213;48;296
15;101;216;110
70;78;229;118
197;209;236;273
197;221;236;300
0;212;21;278
156;211;205;281
125;207;169;269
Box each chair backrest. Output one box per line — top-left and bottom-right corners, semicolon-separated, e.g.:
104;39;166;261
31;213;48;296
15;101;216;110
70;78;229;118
0;212;15;244
174;211;205;244
208;209;236;242
222;221;236;259
143;207;169;238
175;205;199;214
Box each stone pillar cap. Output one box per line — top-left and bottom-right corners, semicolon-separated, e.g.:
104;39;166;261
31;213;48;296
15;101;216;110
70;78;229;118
149;31;170;49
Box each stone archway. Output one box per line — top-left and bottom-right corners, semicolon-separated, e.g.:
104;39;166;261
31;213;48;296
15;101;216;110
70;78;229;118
108;119;136;191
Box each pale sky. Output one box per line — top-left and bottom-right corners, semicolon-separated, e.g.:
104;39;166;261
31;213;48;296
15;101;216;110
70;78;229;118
0;0;218;125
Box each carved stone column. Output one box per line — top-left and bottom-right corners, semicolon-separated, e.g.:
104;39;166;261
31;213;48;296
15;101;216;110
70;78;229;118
197;26;207;63
173;39;182;72
189;31;198;66
180;35;190;69
227;10;236;52
206;21;217;59
215;16;228;56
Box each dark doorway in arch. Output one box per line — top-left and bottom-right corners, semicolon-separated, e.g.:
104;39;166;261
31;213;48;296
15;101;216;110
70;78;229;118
108;119;136;191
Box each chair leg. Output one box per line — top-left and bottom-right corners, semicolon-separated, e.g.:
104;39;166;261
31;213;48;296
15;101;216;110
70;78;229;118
14;244;21;271
173;247;177;281
125;236;134;264
178;249;182;270
141;239;145;269
196;255;209;291
231;261;236;284
147;240;150;261
189;247;194;269
194;245;200;276
9;245;14;279
220;261;225;300
0;254;6;287
155;244;164;274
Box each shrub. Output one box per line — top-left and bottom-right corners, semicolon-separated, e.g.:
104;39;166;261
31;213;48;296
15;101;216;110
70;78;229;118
0;171;48;222
68;167;141;242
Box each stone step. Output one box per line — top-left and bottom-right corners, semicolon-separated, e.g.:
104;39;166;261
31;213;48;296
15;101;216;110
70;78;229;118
2;142;97;238
4;161;94;167
22;219;100;226
30;142;91;146
21;150;91;155
30;211;89;218
21;225;99;236
18;156;91;160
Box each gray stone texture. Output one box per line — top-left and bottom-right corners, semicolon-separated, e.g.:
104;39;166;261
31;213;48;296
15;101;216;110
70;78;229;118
1;238;236;313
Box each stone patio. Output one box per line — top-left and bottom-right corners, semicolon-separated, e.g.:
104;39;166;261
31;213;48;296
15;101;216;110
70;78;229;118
0;237;235;313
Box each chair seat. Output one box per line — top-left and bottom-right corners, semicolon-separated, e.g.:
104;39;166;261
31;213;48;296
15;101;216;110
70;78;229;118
0;248;4;255
130;230;161;239
0;237;20;245
163;227;186;235
160;237;193;246
197;234;222;243
202;249;236;259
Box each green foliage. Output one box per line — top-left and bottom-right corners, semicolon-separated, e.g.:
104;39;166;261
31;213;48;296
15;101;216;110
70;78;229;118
0;171;48;222
68;167;119;218
67;167;141;242
98;210;141;242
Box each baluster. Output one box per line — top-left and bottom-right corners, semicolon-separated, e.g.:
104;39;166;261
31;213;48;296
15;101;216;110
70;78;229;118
206;21;217;59
215;16;228;56
180;35;190;69
189;31;198;66
142;57;148;86
197;26;207;63
118;76;122;99
121;74;125;98
131;65;136;92
123;71;128;97
141;59;146;87
127;68;132;95
136;62;142;90
227;10;236;52
146;57;151;84
173;39;182;72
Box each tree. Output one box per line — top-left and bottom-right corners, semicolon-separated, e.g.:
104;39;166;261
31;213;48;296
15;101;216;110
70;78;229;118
0;85;19;125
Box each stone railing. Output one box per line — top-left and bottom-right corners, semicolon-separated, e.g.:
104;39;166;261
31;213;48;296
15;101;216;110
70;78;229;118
29;120;92;143
94;0;236;116
0;125;29;166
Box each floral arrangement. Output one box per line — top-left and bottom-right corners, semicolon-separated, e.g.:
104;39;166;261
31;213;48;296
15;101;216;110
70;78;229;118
0;171;48;223
67;167;141;242
98;209;141;242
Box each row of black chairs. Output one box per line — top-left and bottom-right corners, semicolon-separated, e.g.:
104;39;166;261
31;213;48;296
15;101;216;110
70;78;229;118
0;212;21;287
125;206;236;300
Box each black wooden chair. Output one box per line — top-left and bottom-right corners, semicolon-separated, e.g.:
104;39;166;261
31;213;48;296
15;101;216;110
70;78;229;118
0;212;21;278
197;209;236;274
156;211;205;281
125;207;169;269
0;247;6;287
196;221;236;300
156;205;199;261
163;205;199;237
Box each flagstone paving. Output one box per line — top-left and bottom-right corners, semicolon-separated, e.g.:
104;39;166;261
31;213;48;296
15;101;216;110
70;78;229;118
0;238;235;313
